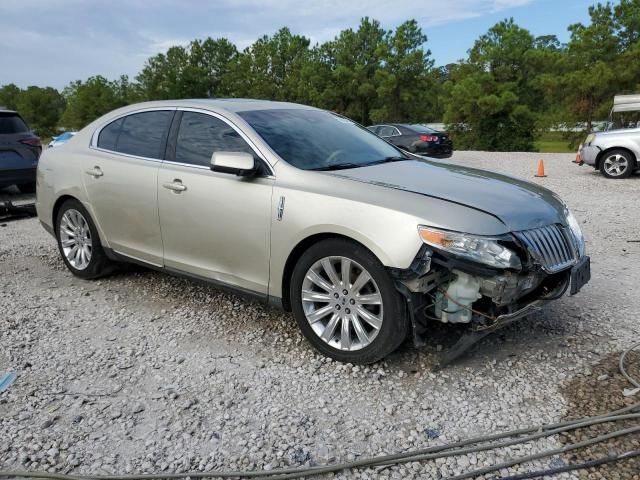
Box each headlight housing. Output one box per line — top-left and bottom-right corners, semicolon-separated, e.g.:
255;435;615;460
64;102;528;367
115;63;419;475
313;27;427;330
565;208;586;257
585;133;595;145
418;226;522;270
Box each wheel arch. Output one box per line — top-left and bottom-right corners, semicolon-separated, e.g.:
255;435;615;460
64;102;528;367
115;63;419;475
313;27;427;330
52;194;79;232
51;195;110;248
596;146;637;170
280;233;382;311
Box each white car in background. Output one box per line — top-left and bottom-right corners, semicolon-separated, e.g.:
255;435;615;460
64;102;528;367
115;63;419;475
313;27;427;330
579;94;640;179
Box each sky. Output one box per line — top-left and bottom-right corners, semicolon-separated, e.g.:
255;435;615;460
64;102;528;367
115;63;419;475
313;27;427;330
0;0;596;90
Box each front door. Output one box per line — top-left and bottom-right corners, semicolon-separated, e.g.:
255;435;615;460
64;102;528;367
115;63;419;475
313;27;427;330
157;110;273;294
83;109;174;265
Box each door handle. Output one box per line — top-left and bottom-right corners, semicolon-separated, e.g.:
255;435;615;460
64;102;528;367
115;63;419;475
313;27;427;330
85;166;103;178
162;180;187;192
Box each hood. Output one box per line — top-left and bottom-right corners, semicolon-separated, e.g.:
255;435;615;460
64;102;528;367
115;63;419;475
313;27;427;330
332;159;567;232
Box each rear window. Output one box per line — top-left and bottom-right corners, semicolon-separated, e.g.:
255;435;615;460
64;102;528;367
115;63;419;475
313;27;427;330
408;124;437;134
0;112;29;134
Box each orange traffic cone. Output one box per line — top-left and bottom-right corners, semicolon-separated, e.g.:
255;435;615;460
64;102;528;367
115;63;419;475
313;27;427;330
535;159;547;177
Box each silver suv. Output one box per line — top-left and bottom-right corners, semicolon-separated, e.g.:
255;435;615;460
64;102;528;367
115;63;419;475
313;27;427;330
37;99;590;364
579;94;640;179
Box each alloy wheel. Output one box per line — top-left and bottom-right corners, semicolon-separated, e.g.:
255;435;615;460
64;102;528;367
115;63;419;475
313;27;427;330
603;153;629;177
59;209;93;270
301;256;383;351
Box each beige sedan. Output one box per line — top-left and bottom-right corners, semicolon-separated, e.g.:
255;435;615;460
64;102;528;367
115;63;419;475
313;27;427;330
37;99;589;363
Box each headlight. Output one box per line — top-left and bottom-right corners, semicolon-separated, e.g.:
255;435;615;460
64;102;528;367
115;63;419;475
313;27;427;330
565;209;586;257
418;226;521;269
585;134;595;145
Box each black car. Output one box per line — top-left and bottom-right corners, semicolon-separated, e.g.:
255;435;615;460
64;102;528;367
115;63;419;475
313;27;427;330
367;123;453;158
0;109;41;193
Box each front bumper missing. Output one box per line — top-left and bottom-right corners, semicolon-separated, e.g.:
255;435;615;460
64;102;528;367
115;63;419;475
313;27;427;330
434;276;570;369
392;243;590;367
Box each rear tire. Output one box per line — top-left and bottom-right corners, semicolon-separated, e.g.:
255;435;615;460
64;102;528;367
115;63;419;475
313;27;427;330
290;238;408;364
17;183;36;194
600;150;635;179
55;199;114;279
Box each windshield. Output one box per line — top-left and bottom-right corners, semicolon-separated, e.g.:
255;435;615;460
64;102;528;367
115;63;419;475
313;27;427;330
238;109;404;170
609;111;640;130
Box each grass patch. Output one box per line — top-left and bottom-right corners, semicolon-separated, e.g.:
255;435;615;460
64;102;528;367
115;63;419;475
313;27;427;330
535;131;575;153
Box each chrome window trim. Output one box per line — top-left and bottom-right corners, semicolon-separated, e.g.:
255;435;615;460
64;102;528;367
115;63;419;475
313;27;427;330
90;106;177;155
89;106;275;177
90;146;165;164
156;159;276;180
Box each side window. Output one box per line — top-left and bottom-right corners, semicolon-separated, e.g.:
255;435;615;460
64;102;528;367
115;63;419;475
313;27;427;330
97;118;123;151
378;126;394;137
98;111;173;158
174;112;255;167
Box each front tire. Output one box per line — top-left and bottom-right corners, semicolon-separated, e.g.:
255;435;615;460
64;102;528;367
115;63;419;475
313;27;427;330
600;150;635;179
290;238;408;364
55;199;113;279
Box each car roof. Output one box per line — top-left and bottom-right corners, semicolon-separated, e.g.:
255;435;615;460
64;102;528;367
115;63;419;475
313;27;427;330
369;123;413;129
113;98;320;114
0;108;19;114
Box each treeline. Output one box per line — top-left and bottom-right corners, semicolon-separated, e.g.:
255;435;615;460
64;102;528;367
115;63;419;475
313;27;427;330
1;0;639;151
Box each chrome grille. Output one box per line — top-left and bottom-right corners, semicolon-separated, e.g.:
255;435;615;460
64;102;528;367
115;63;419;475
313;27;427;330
514;224;577;273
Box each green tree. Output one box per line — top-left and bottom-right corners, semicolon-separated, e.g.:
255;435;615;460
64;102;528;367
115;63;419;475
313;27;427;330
0;83;21;110
324;17;387;124
225;28;311;101
443;19;539;151
60;76;131;130
613;0;640;48
15;86;66;137
371;20;434;123
559;3;621;131
137;38;238;99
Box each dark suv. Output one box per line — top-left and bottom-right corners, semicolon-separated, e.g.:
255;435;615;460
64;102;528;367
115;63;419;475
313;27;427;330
367;123;453;158
0;109;41;193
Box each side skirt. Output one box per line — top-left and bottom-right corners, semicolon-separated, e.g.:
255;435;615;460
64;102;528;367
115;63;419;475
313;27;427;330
103;247;283;309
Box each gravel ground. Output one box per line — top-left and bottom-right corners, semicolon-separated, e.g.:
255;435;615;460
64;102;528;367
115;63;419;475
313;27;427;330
1;152;639;479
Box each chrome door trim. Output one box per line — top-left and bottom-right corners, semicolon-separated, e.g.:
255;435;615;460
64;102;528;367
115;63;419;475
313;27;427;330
89;146;165;164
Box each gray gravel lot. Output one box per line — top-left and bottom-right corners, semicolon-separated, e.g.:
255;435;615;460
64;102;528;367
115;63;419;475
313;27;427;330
1;152;639;479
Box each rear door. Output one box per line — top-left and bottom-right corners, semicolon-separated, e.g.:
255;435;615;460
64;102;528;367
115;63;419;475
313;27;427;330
85;109;174;265
157;110;273;294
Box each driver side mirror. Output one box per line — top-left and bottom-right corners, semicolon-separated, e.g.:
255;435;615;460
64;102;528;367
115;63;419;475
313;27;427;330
210;151;256;177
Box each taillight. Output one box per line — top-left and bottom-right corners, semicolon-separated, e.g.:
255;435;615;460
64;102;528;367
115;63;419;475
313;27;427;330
20;138;41;147
420;134;439;142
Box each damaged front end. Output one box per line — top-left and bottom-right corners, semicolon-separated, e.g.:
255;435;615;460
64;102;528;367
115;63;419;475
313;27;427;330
391;223;589;366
